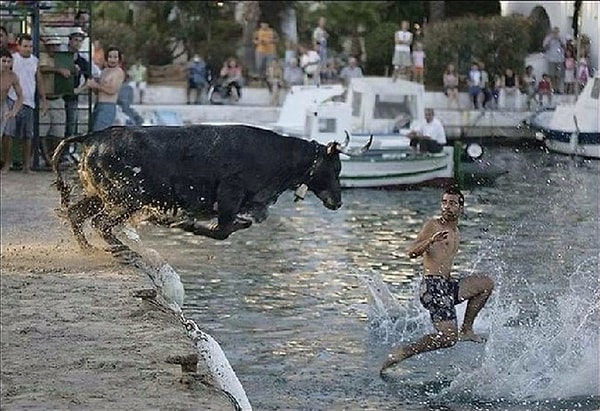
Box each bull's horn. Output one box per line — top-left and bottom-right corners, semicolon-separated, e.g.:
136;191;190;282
341;130;351;150
359;134;373;154
338;134;373;156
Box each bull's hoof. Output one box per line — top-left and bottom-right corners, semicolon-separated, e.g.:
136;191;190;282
234;217;252;229
192;224;231;240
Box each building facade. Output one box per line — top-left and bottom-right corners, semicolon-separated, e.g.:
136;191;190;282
500;1;598;71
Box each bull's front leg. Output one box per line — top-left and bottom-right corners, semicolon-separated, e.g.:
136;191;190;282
188;183;251;240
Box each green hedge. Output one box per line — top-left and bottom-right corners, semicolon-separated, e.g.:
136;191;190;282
422;15;530;90
364;22;398;76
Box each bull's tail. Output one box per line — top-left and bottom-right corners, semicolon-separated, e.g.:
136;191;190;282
52;134;88;209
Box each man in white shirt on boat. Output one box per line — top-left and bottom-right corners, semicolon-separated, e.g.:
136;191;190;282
407;108;447;154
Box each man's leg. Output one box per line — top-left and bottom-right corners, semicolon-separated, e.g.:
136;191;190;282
22;138;32;173
187;84;194;104
457;275;494;342
381;320;458;372
1;135;12;173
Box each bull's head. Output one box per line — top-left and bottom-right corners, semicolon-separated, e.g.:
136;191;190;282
295;131;372;209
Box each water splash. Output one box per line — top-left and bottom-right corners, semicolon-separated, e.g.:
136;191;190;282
445;254;600;402
363;254;599;406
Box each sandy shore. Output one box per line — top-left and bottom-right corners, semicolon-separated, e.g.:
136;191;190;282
1;171;235;410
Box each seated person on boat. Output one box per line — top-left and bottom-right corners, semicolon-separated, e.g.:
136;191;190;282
406;108;447;154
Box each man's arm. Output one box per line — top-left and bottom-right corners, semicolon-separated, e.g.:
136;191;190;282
7;74;24;117
76;55;91;80
408;220;447;258
35;67;48;114
408;220;435;258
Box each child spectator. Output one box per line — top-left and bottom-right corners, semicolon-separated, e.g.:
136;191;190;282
467;62;482;109
563;49;576;95
577;57;590;90
537;73;553;107
442;63;459;108
522;65;538;110
411;42;425;84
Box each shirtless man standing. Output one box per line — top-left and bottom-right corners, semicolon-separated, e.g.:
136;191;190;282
380;186;494;373
85;46;124;131
1;48;24;174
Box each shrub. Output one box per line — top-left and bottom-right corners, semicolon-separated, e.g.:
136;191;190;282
423;15;530;90
363;22;398;76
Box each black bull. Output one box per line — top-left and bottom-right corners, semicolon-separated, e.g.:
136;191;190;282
52;124;370;250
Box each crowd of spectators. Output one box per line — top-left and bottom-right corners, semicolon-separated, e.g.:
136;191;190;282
1;7;127;174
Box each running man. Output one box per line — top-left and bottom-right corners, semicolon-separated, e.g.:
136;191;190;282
380;186;494;373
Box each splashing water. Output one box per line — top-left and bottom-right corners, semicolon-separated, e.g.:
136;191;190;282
363;253;599;406
445;254;600;402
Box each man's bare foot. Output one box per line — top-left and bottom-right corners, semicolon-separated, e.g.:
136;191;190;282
380;348;408;374
459;330;486;343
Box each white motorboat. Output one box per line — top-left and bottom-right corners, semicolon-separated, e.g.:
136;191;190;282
530;73;600;159
271;78;503;188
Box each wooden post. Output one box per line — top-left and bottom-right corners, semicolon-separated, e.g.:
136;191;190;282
453;141;464;189
575;35;582;98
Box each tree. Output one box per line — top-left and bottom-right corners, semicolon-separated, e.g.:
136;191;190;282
444;1;500;18
428;1;445;22
423;15;530;89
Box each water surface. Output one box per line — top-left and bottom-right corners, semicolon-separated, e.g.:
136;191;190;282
137;147;599;410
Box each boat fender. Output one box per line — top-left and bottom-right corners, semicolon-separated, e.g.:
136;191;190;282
465;143;484;160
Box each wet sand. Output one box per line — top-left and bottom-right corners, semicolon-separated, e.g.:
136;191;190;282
0;171;235;410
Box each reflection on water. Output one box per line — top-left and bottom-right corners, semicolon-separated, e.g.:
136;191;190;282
137;147;599;410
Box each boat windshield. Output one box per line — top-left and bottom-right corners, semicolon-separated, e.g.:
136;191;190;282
373;94;415;120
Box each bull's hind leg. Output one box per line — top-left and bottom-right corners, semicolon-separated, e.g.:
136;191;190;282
90;209;135;253
67;196;103;250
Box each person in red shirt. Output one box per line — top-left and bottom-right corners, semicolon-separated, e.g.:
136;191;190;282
537;73;553;107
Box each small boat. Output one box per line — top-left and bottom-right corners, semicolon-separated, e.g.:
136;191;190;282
529;73;600;159
270;78;506;188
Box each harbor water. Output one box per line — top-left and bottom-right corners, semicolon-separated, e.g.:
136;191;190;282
136;146;599;411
